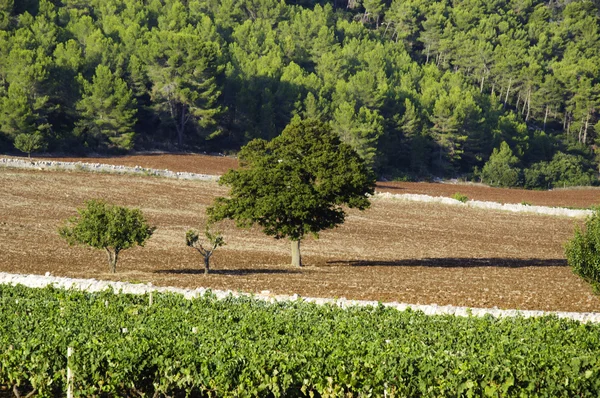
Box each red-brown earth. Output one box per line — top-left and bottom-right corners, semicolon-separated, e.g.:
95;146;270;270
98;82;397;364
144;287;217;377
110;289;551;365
20;153;600;208
1;163;598;312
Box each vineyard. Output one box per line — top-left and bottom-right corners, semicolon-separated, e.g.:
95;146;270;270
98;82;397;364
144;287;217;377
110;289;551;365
1;284;600;397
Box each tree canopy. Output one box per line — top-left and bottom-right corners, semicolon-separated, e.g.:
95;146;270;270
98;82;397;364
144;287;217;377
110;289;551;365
1;0;599;188
59;199;155;273
208;117;375;266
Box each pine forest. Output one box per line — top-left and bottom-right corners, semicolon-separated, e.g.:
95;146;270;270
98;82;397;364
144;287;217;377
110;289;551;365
1;0;599;188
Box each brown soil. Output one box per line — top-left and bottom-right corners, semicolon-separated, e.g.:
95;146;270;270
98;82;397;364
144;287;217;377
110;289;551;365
377;181;600;209
1;168;598;313
16;153;600;208
24;153;239;176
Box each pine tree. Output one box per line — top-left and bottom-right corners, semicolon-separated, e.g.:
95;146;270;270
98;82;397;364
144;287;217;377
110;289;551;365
146;28;223;147
480;141;521;187
76;64;138;150
332;101;384;167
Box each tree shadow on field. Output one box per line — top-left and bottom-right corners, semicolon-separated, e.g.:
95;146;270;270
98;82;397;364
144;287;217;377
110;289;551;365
327;258;568;268
155;268;302;276
375;184;407;191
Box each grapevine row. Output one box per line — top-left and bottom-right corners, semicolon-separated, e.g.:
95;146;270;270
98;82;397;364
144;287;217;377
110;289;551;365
1;284;599;397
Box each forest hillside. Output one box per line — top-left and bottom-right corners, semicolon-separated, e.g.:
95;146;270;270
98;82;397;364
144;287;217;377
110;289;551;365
1;0;599;187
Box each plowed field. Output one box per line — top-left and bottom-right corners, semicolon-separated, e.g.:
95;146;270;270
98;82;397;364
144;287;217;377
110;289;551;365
1;167;598;312
21;153;600;208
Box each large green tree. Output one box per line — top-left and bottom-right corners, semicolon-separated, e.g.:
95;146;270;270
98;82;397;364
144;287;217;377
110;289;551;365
208;117;376;267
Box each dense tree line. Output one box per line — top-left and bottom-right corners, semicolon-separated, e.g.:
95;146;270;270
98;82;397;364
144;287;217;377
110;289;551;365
1;0;599;187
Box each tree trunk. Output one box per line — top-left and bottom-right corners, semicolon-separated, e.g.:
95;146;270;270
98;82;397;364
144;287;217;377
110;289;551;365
178;105;186;148
291;240;302;267
106;248;113;272
480;75;485;93
525;89;531;121
543;105;549;131
583;110;590;144
504;78;512;107
204;255;210;275
106;248;118;273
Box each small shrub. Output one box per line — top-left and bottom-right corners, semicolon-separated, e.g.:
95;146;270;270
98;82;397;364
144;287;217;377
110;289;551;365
186;224;225;274
565;209;600;292
521;201;532;206
14;132;47;159
452;192;469;203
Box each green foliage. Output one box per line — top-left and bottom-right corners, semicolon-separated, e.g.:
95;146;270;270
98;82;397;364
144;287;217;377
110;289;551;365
209;117;375;265
331;101;383;167
524;152;596;189
58;199;155;273
0;0;13;29
146;28;223;147
565;209;600;291
185;224;225;274
451;192;468;203
480;142;522;187
0;0;598;185
13;132;46;159
75;65;138;151
1;284;600;397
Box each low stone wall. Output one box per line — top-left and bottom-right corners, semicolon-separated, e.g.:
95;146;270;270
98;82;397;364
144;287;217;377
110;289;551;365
374;192;592;218
0;157;219;182
1;272;598;323
3;157;591;218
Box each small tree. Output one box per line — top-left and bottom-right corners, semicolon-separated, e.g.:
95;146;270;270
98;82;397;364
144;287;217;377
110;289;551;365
59;199;155;273
208;117;376;267
480;141;521;187
565;208;600;292
14;132;47;159
185;225;225;274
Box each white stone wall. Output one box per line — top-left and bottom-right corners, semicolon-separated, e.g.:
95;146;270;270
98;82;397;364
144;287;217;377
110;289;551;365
0;157;219;182
2;157;591;218
1;272;598;323
374;192;592;218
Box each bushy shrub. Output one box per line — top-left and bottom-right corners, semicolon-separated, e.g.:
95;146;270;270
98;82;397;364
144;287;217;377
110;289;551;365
523;162;549;189
524;153;596;189
451;192;468;203
565;209;600;291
